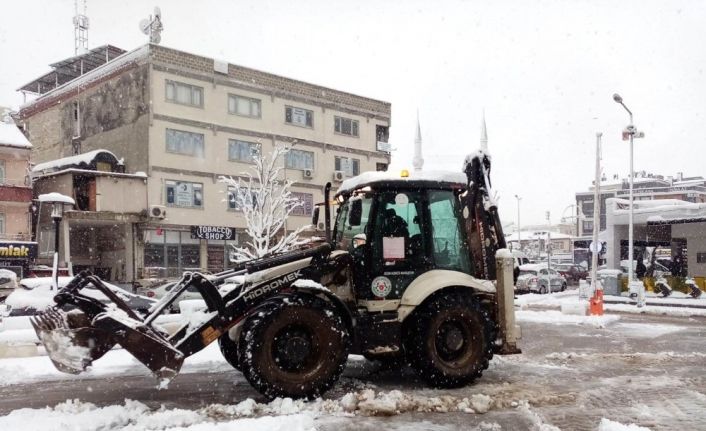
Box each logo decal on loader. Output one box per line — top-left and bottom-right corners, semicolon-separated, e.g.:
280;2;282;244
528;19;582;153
371;276;393;298
242;270;301;301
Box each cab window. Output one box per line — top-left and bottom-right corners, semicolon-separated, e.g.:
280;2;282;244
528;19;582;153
371;190;425;268
334;196;372;251
428;190;471;273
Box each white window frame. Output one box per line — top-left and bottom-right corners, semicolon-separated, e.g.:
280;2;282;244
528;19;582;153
228;139;260;163
166;128;205;158
285;149;315;170
165;180;204;208
228;94;261;118
285;106;314;128
334;116;359;137
0;160;5;184
0;213;5;234
165;80;204;108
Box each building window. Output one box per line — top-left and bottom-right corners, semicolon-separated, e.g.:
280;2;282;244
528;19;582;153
582;220;593;232
285;106;313;128
227;186;257;211
166;181;203;208
376;163;388;172
0;160;5;184
290;192;314;217
228;140;260;163
334;116;359;137
0;213;5;234
335;156;360;177
228;94;261;118
285;149;314;170
166;129;205;158
72;101;81;138
165;80;203;107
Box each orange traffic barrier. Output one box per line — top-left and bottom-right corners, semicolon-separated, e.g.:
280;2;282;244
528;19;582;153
589;289;604;315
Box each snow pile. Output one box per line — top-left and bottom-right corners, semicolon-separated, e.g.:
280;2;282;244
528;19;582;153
515;400;560;431
598;418;651;431
516;310;620;328
604;302;706;318
37;192;76;205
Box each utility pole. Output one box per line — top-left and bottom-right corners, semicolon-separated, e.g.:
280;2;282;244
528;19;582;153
589;133;604;315
546;211;551;272
515;195;521;252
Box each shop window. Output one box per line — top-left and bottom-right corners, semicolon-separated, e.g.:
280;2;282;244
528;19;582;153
166;181;203;208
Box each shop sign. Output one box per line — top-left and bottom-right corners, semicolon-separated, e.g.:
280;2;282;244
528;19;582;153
190;225;236;241
0;242;37;260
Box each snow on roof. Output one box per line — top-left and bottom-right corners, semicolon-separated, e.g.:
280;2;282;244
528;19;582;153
0;122;31;149
20;45;149;111
608;197;706;225
32;149;118;173
38;192;75;205
336;170;467;195
505;230;573;241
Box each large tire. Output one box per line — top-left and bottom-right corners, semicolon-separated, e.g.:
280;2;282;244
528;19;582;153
404;292;495;388
218;332;241;371
238;295;350;400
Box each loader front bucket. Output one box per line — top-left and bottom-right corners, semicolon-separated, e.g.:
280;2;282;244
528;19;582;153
92;313;185;383
30;308;116;374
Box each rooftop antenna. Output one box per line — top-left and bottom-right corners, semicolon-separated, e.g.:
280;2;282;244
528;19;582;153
73;0;89;55
139;6;164;44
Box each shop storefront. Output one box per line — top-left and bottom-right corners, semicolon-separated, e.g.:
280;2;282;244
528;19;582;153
0;241;37;278
142;226;241;278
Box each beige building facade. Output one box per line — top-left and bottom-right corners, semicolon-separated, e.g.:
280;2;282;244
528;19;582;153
19;44;391;283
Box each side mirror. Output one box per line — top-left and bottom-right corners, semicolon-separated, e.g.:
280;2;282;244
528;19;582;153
312;206;320;227
349;199;362;226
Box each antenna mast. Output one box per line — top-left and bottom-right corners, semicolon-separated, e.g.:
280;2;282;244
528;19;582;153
73;0;89;55
139;7;164;44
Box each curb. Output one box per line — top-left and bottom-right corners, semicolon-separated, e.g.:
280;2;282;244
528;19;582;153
521;302;706;318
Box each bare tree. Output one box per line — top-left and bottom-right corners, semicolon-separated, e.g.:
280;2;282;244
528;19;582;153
219;144;307;262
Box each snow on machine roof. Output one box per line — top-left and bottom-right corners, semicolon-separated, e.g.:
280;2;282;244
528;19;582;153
336;169;467;197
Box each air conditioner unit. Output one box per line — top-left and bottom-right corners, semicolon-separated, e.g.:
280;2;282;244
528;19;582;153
303;169;314;179
149;205;167;219
333;171;345;182
316;221;326;231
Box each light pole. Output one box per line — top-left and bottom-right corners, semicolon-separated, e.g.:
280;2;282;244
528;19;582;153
514;195;521;252
546;211;551;271
38;193;75;291
613;93;645;307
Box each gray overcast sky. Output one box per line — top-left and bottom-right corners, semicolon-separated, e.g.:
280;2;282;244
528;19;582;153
1;0;705;226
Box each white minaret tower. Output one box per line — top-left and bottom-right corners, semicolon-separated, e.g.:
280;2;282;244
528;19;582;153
412;112;424;172
480;110;488;153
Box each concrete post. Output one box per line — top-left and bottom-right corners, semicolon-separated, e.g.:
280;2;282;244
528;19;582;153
495;255;521;354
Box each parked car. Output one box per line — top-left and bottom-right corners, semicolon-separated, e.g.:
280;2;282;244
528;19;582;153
515;264;567;294
553;264;588;284
0;269;18;303
138;275;245;313
6;276;156;316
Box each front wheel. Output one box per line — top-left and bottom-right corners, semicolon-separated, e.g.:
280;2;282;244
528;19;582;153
404;292;495;388
539;285;548;294
561;283;567;292
218;332;241;371
238;295;350;400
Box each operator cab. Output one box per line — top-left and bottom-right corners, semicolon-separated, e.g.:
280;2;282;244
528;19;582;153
332;171;473;301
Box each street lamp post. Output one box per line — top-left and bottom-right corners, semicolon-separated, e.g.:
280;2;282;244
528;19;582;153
546;211;551;272
39;193;75;291
514;195;522;251
613;93;645;307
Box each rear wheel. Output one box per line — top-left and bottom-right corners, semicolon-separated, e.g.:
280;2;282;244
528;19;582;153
561;283;567;292
238;295;350;399
404;292;494;388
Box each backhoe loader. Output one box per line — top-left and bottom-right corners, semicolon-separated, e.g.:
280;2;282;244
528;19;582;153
32;150;520;399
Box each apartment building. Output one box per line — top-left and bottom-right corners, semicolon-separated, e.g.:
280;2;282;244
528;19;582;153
0;117;35;277
18;44;391;283
576;171;706;237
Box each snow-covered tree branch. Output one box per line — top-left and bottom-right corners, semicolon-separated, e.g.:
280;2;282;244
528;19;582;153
219;144;308;262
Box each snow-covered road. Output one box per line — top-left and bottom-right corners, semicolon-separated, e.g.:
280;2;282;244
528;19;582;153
1;310;704;430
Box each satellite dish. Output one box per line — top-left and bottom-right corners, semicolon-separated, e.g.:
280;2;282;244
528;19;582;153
139;19;150;35
154;6;161;19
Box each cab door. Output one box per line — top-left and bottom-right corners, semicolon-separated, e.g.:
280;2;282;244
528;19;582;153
363;189;429;301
